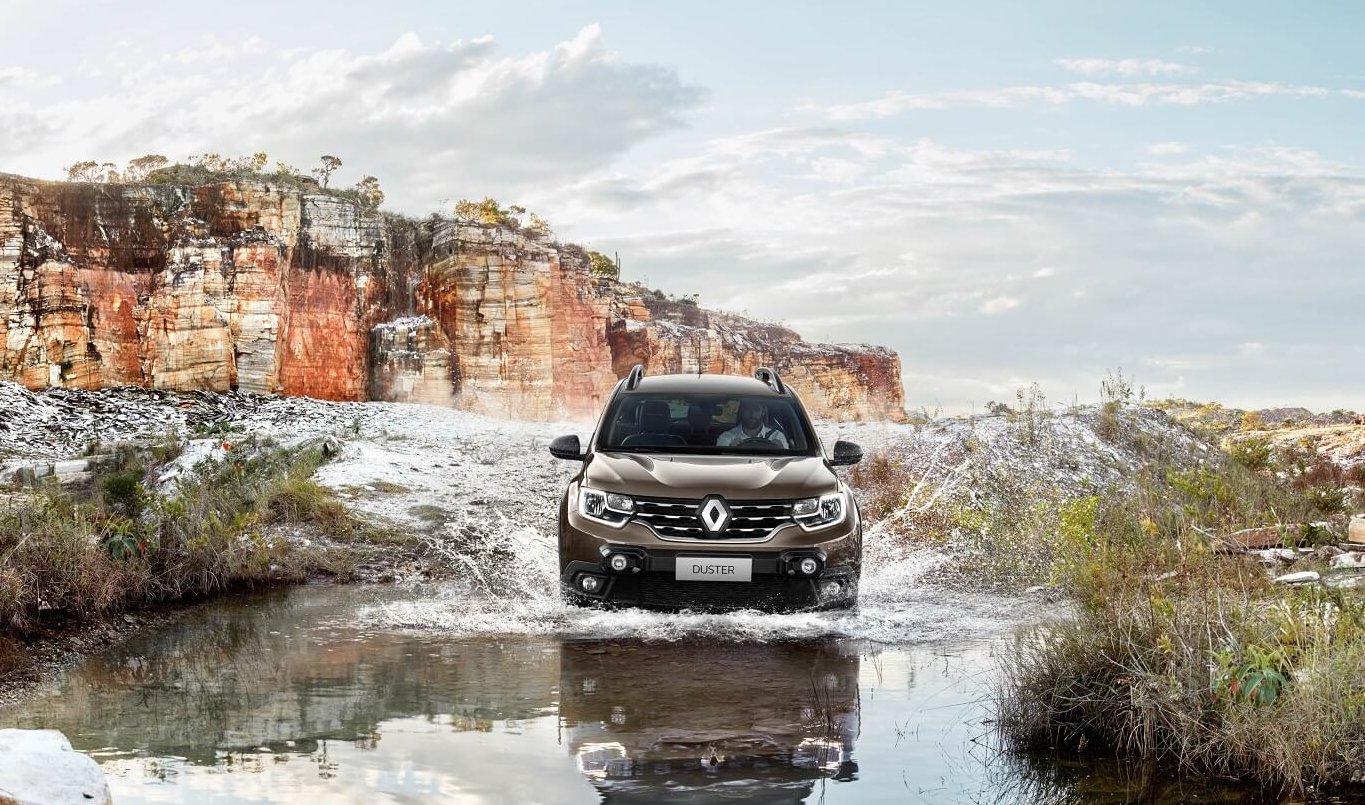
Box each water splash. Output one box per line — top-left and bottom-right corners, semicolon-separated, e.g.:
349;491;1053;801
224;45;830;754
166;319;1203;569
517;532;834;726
355;507;1034;644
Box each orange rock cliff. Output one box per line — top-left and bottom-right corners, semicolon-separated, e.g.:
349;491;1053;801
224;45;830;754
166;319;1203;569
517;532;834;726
0;175;904;421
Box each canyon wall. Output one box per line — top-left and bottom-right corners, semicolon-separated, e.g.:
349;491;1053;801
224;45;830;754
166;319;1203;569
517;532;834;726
0;174;904;421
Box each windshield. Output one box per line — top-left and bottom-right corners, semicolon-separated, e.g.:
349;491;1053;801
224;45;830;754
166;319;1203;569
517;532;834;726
597;393;817;455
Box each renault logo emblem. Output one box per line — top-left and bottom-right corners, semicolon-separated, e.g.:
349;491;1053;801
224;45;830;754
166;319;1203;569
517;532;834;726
698;496;731;533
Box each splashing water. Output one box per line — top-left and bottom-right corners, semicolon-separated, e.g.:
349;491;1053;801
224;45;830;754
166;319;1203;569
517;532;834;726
356;507;1036;644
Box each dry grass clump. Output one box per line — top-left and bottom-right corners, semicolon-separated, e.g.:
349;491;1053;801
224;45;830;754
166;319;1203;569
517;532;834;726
997;533;1365;793
991;432;1365;794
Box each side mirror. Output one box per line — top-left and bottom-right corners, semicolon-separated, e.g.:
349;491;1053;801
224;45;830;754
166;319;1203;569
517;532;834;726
549;434;585;461
830;440;863;466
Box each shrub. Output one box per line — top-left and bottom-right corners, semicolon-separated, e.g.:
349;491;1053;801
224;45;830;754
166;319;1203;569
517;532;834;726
0;439;376;633
1228;436;1273;472
101;473;143;518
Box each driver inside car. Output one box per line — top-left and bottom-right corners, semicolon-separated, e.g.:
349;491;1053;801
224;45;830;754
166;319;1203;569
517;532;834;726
716;399;789;448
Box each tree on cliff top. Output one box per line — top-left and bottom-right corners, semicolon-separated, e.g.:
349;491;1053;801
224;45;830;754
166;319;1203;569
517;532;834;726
353;176;384;210
448;198;553;239
65;161;119;182
588;250;620;281
123;154;168;181
312;155;342;188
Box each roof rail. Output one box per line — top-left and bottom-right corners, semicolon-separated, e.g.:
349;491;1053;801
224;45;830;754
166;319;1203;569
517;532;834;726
754;366;786;394
625;364;645;391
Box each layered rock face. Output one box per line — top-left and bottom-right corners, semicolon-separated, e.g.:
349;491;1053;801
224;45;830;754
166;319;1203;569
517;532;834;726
0;177;386;400
0;174;904;420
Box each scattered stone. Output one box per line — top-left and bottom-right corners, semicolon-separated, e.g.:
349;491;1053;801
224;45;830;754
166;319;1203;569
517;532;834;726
1311;545;1345;561
1350;516;1365;545
1273;570;1321;585
1331;553;1365;571
1256;548;1299;565
0;728;111;805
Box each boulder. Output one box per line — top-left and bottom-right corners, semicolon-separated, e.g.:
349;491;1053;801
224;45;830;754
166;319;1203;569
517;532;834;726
1273;570;1321;585
1350;516;1365;545
0;729;111;805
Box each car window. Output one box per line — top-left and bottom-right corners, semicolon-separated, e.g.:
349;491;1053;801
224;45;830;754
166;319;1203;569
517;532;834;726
600;393;814;454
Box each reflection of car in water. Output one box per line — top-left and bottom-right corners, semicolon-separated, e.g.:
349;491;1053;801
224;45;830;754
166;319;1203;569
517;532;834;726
549;366;865;612
560;640;860;803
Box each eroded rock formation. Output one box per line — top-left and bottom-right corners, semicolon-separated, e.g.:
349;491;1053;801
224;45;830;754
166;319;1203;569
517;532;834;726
0;174;904;420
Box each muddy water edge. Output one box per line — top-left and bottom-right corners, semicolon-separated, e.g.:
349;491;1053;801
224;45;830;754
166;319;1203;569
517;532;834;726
0;583;1304;805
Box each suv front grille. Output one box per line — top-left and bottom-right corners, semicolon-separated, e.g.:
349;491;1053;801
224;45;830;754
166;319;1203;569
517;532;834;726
632;496;793;541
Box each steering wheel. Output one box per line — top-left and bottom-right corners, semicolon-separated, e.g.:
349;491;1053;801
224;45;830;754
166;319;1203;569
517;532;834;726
735;436;776;447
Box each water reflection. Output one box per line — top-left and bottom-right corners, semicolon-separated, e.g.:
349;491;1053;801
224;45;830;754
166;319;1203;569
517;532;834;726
0;585;1317;804
3;589;561;766
559;640;860;803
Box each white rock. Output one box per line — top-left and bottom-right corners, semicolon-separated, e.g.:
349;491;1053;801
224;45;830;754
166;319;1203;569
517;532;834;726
1331;553;1365;570
1350;515;1365;545
0;729;111;805
1256;548;1299;564
1273;570;1321;585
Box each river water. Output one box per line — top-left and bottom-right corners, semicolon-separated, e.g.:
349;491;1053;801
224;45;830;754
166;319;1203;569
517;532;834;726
0;562;1286;804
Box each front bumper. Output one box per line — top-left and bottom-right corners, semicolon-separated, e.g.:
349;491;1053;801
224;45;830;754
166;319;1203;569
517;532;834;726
561;547;859;612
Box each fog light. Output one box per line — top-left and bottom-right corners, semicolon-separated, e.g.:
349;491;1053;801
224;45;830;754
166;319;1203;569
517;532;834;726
579;575;602;593
820;581;842;598
608;553;630;572
798;557;819;576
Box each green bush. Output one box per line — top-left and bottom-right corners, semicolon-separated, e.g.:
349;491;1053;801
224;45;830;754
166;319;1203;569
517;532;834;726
1229;436;1273;472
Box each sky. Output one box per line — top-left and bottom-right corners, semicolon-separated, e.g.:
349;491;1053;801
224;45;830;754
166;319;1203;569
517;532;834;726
2;0;1362;413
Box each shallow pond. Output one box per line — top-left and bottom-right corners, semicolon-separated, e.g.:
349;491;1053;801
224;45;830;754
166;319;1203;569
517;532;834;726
0;582;1292;804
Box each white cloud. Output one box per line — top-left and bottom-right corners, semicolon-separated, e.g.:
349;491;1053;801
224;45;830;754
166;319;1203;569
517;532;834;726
810;80;1332;120
978;296;1022;315
1054;57;1193;77
1146;141;1189;156
0;66;59;89
564;129;1365;411
1;26;703;211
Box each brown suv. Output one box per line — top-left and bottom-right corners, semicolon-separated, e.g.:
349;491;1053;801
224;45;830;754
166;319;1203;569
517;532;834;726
548;366;864;611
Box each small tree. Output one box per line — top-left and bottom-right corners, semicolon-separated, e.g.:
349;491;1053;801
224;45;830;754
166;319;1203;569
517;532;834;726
588;250;619;281
526;213;552;238
191;153;229;173
65;160;103;182
1240;411;1267;432
312;155;342;188
353;176;384;209
476;197;505;225
453;198;481;221
123;154;168;181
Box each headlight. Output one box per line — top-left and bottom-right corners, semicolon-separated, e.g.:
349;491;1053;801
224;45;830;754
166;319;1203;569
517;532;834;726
792;491;847;531
579;487;634;527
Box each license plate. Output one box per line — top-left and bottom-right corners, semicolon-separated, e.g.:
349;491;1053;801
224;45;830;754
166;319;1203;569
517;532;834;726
676;557;752;582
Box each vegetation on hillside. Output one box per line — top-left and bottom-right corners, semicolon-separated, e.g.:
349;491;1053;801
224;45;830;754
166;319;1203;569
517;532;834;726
55;152;698;296
64;152;385;210
849;373;1365;794
0;435;409;679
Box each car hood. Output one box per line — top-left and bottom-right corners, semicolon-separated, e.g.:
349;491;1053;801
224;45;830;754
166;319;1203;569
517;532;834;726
583;452;838;499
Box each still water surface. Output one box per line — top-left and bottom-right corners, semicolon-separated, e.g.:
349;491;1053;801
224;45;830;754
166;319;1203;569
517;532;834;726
0;583;1286;804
